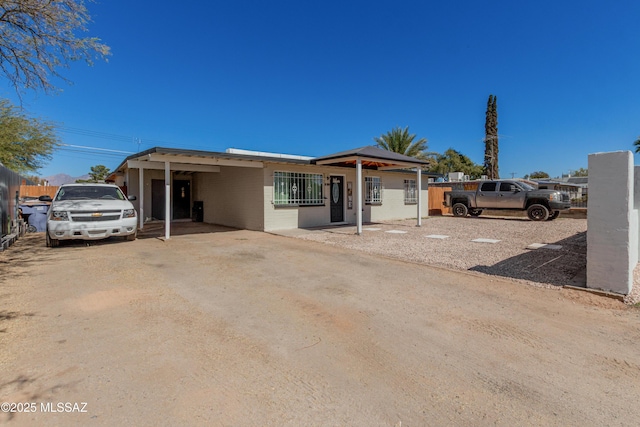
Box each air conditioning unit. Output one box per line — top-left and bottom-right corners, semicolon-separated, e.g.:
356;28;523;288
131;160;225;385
448;172;464;182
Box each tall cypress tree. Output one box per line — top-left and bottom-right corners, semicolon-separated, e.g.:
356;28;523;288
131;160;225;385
483;95;499;179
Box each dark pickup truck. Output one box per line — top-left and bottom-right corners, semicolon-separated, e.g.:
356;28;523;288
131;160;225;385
443;180;571;221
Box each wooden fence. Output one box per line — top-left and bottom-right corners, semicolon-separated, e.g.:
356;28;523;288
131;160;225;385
428;186;452;216
20;185;128;199
20;185;59;199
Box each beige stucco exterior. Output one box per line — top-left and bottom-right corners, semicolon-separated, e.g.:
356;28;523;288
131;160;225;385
193;166;264;230
114;148;429;234
262;162;428;231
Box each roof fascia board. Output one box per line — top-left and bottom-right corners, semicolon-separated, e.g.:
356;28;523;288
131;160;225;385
147;153;264;168
316;156;423;169
127;160;221;173
314;155;360;165
377;163;423;170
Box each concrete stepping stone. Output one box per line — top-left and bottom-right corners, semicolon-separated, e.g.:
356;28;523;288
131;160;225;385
385;230;407;234
363;227;381;231
426;234;449;239
471;238;501;244
527;243;562;250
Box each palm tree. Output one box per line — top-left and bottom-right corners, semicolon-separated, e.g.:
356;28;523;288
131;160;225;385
374;126;428;159
634;136;640;153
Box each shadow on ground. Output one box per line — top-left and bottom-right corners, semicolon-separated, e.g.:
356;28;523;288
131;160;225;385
469;231;587;287
137;221;239;239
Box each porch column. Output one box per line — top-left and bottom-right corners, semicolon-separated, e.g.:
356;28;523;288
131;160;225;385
416;167;422;227
356;158;362;235
164;161;171;240
138;167;144;230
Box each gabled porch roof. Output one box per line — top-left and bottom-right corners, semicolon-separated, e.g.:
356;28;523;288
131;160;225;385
313;146;430;169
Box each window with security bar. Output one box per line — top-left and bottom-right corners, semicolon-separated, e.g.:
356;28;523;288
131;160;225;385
273;172;324;206
365;176;382;204
404;179;417;204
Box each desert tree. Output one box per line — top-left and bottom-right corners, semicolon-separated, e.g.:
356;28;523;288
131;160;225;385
483;95;499;179
634;136;640;153
429;148;484;179
76;164;110;182
570;167;588;177
0;98;58;173
0;0;110;95
529;171;550;179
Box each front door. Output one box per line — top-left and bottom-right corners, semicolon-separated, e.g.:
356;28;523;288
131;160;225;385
151;179;165;220
173;180;191;219
330;176;344;222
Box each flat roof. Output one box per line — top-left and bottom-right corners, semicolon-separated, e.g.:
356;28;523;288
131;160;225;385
114;145;430;173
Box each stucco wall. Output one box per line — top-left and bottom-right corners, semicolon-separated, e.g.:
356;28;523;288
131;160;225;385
263;163;429;231
587;151;637;294
194;167;264;230
362;170;429;223
126;168;167;221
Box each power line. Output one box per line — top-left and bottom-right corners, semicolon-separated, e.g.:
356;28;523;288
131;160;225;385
52;124;227;156
59;143;134;154
55;125;135;143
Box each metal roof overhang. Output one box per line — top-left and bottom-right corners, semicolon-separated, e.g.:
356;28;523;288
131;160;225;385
314;155;423;170
119;153;266;176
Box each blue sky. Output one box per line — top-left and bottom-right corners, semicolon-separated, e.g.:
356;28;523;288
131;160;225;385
3;0;639;178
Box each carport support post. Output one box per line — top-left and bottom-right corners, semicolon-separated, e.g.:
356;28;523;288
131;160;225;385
138;167;144;230
164;161;171;240
356;158;362;235
416;167;422;227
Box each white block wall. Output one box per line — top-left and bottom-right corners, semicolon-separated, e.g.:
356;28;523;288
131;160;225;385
587;151;637;294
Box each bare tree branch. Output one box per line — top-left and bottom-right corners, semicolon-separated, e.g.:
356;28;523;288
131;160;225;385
0;0;110;95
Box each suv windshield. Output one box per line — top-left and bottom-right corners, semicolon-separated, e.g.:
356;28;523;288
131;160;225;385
56;186;125;201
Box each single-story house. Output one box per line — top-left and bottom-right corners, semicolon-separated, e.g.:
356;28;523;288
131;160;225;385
109;146;430;238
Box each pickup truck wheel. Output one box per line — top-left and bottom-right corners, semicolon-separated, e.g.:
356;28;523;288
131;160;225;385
547;210;560;221
125;231;137;241
452;203;468;217
469;209;482;217
46;230;59;248
527;204;549;221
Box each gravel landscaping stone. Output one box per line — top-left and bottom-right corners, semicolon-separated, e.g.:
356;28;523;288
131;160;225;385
291;215;640;305
293;215;589;291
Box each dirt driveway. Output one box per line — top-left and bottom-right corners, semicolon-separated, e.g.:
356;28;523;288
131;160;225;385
1;227;640;426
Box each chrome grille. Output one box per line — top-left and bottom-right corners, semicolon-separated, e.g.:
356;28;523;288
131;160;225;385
71;215;121;222
69;209;121;214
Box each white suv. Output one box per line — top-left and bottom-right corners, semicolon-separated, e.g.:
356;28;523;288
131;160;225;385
43;183;138;247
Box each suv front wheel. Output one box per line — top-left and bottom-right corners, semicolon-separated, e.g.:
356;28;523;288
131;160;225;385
46;229;59;248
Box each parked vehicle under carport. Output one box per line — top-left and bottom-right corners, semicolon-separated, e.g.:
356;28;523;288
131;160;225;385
40;183;138;247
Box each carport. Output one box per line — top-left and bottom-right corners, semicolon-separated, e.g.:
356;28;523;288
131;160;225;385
114;147;267;240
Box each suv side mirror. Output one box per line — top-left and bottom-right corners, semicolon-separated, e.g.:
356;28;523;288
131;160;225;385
38;195;52;202
127;195;137;201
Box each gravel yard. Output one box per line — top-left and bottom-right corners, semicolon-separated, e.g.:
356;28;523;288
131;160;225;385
288;215;640;304
288;215;589;289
